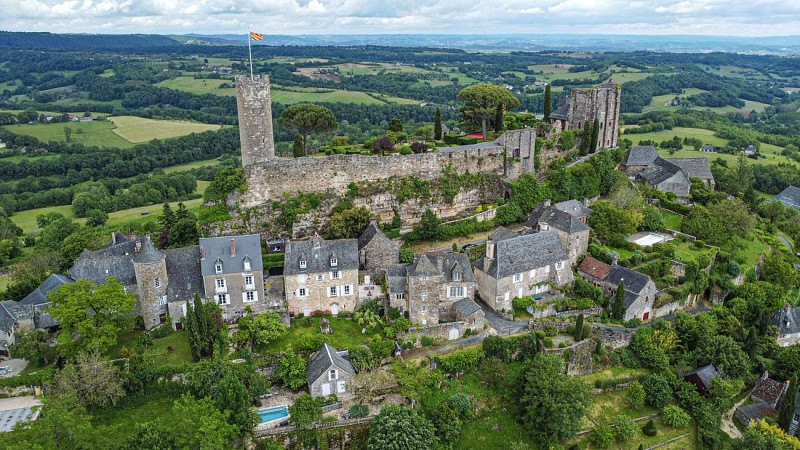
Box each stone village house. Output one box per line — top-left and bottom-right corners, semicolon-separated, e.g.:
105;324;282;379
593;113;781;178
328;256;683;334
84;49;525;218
472;228;573;314
306;343;355;399
386;253;480;328
357;219;399;280
577;256;657;322
199;234;265;322
0;300;34;356
770;304;800;347
735;372;788;427
284;237;359;317
524;202;590;266
621;146;714;197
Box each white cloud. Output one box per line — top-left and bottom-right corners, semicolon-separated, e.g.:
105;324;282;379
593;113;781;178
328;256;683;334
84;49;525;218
0;0;797;36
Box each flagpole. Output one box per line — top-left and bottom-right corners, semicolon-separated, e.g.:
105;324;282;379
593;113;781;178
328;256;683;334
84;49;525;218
247;27;254;80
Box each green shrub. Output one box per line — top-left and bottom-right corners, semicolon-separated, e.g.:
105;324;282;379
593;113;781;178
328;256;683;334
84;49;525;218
624;318;642;328
421;336;435;347
149;318;172;339
611;414;637;442
447;393;473;419
590;425;615;448
662;405;691;427
694;239;705;248
399;146;413;155
348;405;369;418
543;337;554;348
643;419;657;437
512;296;533;312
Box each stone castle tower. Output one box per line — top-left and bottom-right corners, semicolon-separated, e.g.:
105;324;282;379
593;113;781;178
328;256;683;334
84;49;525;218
549;82;621;150
132;239;169;329
236;75;275;166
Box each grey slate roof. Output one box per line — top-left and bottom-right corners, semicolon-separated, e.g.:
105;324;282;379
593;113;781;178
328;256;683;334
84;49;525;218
524;205;590;234
623;146;659;166
453;297;481;318
408;253;475;283
736;402;777;426
773;186;800;211
357;221;391;250
604;264;652;296
684;364;720;391
68;235;151;286
20;274;73;306
666;158;714;181
770;305;800;336
482;230;568;279
0;301;32;334
386;264;409;294
284;237;358;276
553;199;593;219
133;238;165;264
164;246;205;302
638;157;685;186
306;343;356;386
488;226;520;241
199;234;263;276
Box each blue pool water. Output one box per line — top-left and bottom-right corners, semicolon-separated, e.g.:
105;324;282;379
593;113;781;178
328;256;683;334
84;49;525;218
258;405;289;424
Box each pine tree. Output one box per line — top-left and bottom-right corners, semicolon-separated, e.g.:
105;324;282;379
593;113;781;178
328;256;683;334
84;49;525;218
175;202;190;222
543;84;552;120
590;117;600;152
158;203;175;248
388;117;403;133
292;133;304;158
612;281;626;321
779;373;799;432
574;314;584;341
434;107;443;140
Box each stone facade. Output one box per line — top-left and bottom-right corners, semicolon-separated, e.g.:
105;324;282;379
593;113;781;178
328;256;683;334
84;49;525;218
307;344;355;399
549;83;621;150
357;219;399;279
132;254;169;329
200;235;266;321
236;75;275;166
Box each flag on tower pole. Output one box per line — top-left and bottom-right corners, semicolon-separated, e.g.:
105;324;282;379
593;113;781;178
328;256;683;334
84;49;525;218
247;30;263;80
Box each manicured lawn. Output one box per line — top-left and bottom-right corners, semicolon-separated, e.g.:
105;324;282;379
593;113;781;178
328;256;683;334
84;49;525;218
735;236;768;269
565;415;696;449
2;120;134;148
457;407;535;449
92;390;184;442
108;116;222;143
271;86;397;105
109;330;194;366
257;316;371;353
9;204;79;234
577;366;649;386
663;212;683;231
673;241;715;264
587;388;658;422
625;127;728;148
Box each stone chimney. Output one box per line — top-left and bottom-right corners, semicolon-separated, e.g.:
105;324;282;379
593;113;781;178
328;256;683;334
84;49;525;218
200;246;205;260
369;218;377;227
612;254;619;266
785;304;792;314
230;238;236;257
762;371;770;381
584;198;590;207
483;239;495;273
544;199;552;207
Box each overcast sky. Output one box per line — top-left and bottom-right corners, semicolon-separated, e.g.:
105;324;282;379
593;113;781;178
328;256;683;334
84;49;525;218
1;0;799;37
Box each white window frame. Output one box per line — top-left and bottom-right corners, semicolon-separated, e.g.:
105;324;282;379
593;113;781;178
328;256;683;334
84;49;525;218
453;272;462;282
215;263;223;274
158;295;168;306
513;273;522;283
329;286;338;297
215;278;226;288
448;286;464;298
243;291;257;303
331;270;341;280
396;293;405;300
421;304;428;313
556;261;565;270
316;274;324;281
298;288;308;298
299;260;307;269
529;269;537;278
330;257;338;267
154;277;162;288
216;294;230;305
243;260;251;271
244;275;254;287
337;380;346;394
343;285;351;296
329;369;338;381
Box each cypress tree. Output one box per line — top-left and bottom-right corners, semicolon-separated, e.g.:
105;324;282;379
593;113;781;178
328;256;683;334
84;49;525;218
779;373;799;432
434;107;443;140
590;117;600;152
574;314;585;341
186;294;201;361
193;293;211;357
543;84;552;120
580;120;591;155
494;104;504;133
612;281;626;321
292;133;304;158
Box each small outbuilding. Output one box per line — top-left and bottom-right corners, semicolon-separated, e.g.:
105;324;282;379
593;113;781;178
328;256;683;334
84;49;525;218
683;364;720;397
307;343;355;399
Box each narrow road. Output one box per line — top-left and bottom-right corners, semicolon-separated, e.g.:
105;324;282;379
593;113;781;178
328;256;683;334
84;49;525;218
721;394;748;439
778;233;794;253
476;299;529;335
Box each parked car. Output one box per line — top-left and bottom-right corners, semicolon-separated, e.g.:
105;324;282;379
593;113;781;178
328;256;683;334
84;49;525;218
461;243;478;251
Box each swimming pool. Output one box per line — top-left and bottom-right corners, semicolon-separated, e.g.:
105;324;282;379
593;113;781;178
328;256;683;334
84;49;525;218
258;405;289;426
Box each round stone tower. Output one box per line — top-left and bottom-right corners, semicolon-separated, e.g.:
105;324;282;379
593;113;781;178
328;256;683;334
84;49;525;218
236;75;275;167
132;238;169;330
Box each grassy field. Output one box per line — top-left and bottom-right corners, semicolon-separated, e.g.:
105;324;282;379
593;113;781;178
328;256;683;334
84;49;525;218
162;158;221;173
2;120;134;148
673;241;715;264
256;316;370;353
109;330;194;366
108;116;222;143
92;390;184;443
156;76;235;96
663;212;683;230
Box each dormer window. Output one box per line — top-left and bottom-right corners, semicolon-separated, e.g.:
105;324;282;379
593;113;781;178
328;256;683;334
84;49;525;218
154;278;162;289
299;260;307;269
314;241;321;250
215;263;223;274
243;257;251;271
330;257;338;267
453;271;462;282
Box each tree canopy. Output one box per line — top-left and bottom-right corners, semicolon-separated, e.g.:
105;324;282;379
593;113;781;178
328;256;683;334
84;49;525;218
278;103;337;154
458;84;520;139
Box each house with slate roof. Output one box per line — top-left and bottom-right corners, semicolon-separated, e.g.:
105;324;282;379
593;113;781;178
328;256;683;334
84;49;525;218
683;364;720;397
473;229;573;314
357;219;399;280
164;246;206;330
734;371;789;427
200;234;265;321
577;256;657;322
667;157;715;190
284;236;359;317
637;157;691;197
307;343;355;399
524;202;590;266
69;233;185;329
553;199;593;224
19;273;73;331
744;145;759;156
772;186;800;212
621;145;660;176
770;304;800;347
386;252;478;327
0;300;35;356
701;144;715;152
